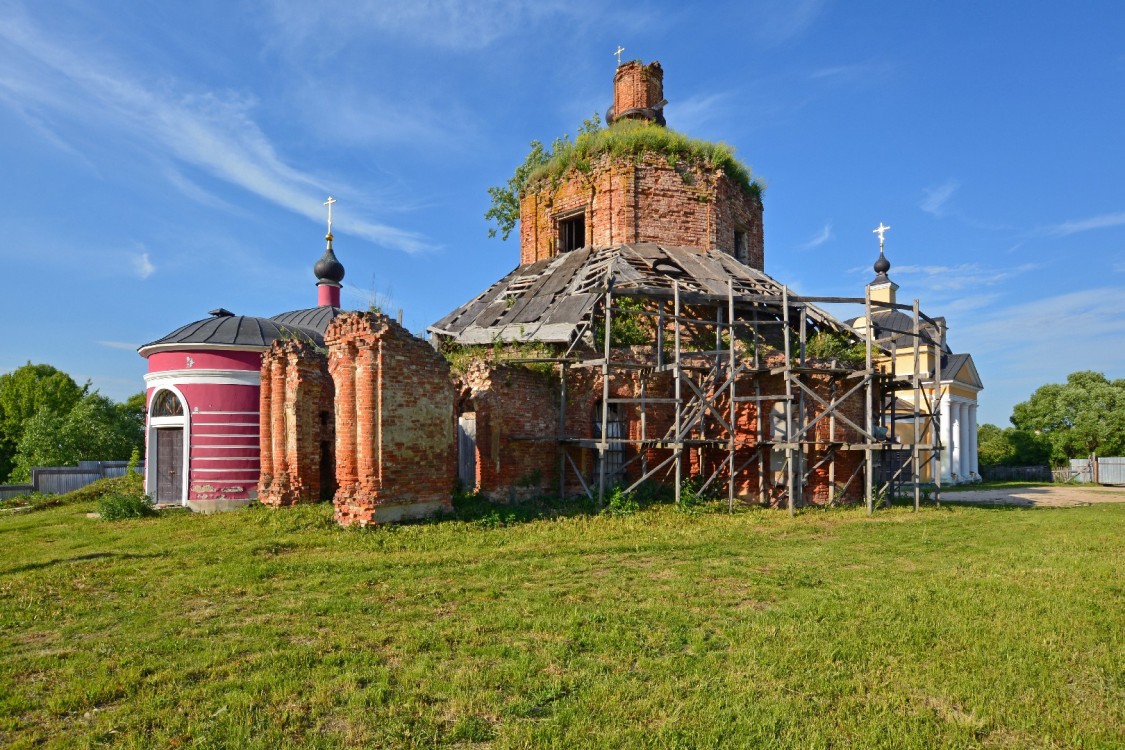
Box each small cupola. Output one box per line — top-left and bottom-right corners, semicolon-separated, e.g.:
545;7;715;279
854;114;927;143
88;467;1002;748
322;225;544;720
315;196;346;308
606;58;667;126
868;222;898;305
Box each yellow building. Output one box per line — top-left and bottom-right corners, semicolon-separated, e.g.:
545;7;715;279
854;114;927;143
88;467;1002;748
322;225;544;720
850;234;983;484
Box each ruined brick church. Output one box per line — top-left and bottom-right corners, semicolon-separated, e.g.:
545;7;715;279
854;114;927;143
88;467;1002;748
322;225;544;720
144;59;977;522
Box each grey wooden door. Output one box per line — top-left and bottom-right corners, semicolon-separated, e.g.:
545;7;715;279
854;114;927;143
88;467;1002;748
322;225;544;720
156;428;183;503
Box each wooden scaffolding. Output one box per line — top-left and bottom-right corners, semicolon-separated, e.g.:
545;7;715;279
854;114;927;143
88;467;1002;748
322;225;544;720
555;280;947;514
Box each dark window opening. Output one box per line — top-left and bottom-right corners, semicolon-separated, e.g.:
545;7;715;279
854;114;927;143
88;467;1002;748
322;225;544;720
734;229;748;263
558;213;586;253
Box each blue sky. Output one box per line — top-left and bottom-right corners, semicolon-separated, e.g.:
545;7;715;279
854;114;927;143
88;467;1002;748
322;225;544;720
1;0;1123;427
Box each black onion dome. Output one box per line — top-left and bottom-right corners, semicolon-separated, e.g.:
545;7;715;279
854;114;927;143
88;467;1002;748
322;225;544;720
871;249;892;284
874;250;891;275
314;244;345;284
138;314;322;356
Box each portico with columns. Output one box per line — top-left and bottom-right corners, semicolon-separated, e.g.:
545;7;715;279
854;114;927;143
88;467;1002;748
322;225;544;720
938;385;982;483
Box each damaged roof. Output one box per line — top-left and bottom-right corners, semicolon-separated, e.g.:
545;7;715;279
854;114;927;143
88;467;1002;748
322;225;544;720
430;243;846;346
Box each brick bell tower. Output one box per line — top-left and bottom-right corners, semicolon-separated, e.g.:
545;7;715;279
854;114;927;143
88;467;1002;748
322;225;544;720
518;59;764;269
606;60;667;126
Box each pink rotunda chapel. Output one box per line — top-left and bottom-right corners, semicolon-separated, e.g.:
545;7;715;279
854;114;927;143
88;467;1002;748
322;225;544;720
138;207;346;512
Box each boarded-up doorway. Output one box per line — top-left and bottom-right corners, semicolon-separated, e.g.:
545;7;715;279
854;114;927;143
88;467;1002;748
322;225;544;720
457;413;477;490
156;427;184;503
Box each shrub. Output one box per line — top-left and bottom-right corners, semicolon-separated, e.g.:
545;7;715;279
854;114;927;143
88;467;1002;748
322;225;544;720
98;493;156;521
603;486;639;517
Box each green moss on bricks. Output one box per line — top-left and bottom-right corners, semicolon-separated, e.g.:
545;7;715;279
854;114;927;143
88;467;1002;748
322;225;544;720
527;121;762;198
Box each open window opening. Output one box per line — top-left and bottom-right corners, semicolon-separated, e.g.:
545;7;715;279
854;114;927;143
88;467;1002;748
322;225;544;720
734;228;749;264
558;211;586;253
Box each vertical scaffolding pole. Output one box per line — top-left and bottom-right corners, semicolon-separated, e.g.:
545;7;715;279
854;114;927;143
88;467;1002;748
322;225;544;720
912;299;921;511
797;305;807;508
864;286;874;514
640;369;648;484
782;286;795;516
598;288;612;508
754;312;766;505
559;361;568;500
934;318;945;508
727;279;736;512
828;379;837;501
673;281;683;506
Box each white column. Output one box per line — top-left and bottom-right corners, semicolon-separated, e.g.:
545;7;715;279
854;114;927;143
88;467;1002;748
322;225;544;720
968;404;979;478
950;400;962;483
959;402;972;481
940;394;953;482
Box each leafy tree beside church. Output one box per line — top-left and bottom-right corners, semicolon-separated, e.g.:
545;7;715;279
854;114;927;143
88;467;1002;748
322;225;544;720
1008;370;1125;464
0;362;145;483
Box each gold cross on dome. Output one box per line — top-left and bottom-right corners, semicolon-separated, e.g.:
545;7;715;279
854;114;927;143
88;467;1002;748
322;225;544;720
324;196;336;235
614;46;625;65
873;222;890;248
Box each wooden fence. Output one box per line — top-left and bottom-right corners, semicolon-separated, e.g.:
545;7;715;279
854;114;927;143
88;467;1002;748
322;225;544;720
1066;457;1125;485
979;465;1053;482
0;461;143;500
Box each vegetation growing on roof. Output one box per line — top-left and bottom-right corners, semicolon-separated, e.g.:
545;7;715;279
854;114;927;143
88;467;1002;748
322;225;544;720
805;331;868;367
486;115;763;241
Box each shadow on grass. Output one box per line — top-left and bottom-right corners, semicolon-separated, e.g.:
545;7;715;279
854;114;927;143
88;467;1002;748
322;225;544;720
2;551;166;575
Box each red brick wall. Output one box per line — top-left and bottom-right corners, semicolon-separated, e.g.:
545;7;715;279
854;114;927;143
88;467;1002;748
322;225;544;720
258;340;334;507
610;60;664;123
325;312;455;526
459;362;560;501
519;152;763;268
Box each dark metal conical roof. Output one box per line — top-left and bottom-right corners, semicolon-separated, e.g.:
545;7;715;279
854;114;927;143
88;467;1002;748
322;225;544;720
138;313;322;356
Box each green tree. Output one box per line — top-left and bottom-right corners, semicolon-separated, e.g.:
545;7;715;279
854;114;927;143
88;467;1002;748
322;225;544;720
0;363;87;480
8;393;144;482
484;113;603;241
976;423;1052;467
1010;371;1125;464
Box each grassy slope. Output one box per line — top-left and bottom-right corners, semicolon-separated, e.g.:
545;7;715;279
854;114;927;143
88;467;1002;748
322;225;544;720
0;495;1121;749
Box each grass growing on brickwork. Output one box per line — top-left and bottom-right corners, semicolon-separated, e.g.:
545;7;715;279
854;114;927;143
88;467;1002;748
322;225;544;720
529;120;762;197
1;489;1122;748
486;116;763;241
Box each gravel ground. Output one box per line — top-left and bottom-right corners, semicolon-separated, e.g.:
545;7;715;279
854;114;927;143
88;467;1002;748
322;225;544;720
941;484;1125;508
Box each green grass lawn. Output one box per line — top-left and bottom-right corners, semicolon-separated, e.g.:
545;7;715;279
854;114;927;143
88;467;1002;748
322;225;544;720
1;483;1121;749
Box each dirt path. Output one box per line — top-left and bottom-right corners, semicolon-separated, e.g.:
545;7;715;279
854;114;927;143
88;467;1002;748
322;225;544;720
941;484;1125;508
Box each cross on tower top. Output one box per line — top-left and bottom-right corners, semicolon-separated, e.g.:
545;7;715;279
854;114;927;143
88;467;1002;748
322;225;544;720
873;222;890;249
324;196;336;237
614;46;625;65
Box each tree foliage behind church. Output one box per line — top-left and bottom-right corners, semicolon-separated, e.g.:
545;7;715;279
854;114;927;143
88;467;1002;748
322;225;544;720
0;363;145;483
1009;370;1125;463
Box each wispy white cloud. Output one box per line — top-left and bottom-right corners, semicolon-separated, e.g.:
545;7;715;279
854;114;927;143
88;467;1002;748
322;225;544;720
746;0;827;46
265;0;584;52
96;340;141;351
881;261;1039;292
919;179;959;217
956;288;1125;423
130;250;155;279
1042;210;1125;237
799;223;833;250
0;10;434;254
809;61;892;83
671;92;732;135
